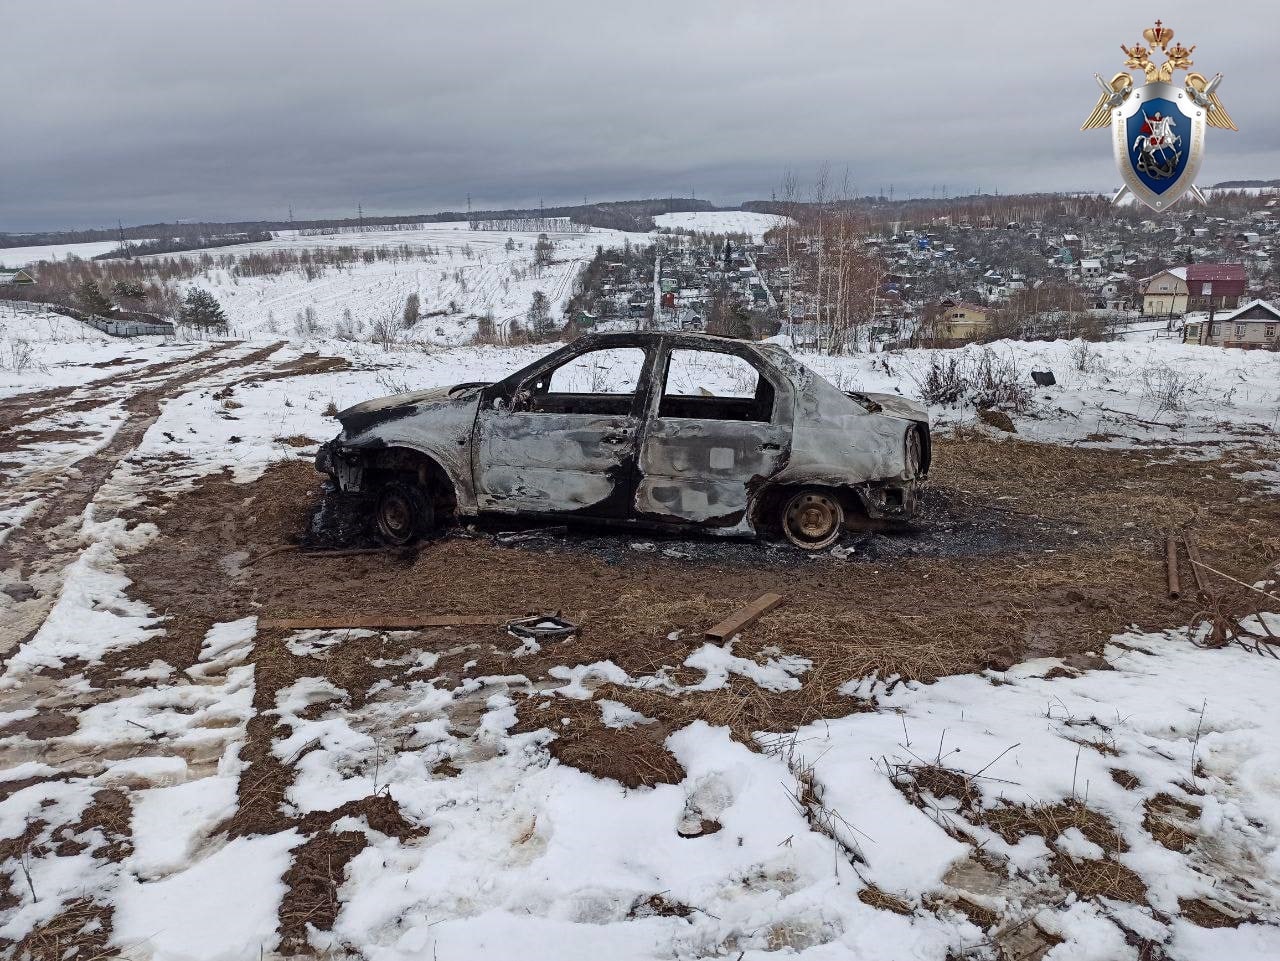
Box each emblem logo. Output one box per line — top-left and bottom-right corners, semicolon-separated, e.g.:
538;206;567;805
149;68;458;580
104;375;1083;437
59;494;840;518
1082;20;1237;210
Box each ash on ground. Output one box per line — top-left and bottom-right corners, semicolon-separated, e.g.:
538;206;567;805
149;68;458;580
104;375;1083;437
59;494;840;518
306;483;1085;569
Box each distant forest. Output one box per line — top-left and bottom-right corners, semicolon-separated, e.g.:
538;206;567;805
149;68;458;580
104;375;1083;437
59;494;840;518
0;198;717;250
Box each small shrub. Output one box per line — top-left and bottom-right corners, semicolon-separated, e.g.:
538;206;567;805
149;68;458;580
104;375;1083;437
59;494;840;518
1;337;39;373
293;306;323;338
369;316;399;349
375;370;412;394
1140;362;1205;419
914;348;1030;413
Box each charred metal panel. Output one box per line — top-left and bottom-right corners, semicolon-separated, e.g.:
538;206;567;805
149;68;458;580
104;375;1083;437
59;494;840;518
473;410;640;515
636;417;787;528
327;391;481;511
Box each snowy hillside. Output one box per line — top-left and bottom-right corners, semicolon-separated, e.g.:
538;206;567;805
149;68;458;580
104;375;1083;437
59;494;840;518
0;240;131;268
142;223;651;343
654;210;791;241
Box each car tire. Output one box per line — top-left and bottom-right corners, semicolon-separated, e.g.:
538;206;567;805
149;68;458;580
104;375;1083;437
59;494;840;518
374;479;434;546
781;488;844;550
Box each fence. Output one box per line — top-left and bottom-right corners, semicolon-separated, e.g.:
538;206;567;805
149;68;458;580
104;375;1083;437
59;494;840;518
1;299;174;337
80;315;175;337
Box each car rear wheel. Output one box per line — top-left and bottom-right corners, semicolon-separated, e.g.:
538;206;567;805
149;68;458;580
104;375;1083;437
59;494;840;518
374;479;434;546
781;489;844;550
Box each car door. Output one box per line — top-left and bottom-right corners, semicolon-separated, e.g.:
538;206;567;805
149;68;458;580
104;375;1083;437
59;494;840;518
473;342;653;517
635;345;791;529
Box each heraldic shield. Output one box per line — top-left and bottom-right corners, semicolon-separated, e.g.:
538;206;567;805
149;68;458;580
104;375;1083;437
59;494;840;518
1112;80;1205;209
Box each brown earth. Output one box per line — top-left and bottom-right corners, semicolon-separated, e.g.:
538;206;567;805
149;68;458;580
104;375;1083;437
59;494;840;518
6;400;1278;952
92;428;1278;797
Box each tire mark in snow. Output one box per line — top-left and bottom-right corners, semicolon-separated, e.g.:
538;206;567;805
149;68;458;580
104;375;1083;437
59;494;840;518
0;342;239;432
0;342;290;656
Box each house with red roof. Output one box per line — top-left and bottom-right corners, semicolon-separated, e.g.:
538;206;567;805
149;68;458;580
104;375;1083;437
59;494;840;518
1140;263;1246;317
1185;263;1247;313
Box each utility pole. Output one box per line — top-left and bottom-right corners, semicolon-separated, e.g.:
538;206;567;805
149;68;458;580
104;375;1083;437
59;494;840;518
357;203;364;233
288;204;294;224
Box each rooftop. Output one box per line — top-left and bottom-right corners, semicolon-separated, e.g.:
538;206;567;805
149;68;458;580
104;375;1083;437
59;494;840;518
1185;263;1246;282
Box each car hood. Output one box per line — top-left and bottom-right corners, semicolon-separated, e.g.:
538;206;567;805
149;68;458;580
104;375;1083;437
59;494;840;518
336;383;483;434
846;391;929;424
339;386;454;420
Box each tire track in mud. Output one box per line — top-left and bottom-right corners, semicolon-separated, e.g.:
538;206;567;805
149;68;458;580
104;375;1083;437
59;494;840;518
0;342;240;433
0;341;291;656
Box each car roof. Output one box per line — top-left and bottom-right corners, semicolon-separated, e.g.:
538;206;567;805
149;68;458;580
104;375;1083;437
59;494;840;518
577;330;757;348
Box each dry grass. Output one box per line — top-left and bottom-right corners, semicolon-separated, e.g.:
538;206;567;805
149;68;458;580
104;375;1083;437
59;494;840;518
1179;897;1249;929
1048;853;1148;902
274;434;317;448
859;885;914;915
982;799;1126;854
1143;793;1201;852
9;897;113;961
277;829;367;953
512;695;684;789
979;800;1148;904
1110;769;1141;791
91;432;1277;938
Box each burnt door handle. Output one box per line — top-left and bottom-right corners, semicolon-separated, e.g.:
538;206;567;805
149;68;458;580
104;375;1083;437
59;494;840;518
602;431;632;444
760;442;781;451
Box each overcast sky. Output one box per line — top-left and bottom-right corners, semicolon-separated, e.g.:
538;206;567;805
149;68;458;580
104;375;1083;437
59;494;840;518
3;0;1278;232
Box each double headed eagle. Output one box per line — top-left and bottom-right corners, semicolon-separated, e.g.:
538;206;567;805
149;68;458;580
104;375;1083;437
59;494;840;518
1081;20;1236;132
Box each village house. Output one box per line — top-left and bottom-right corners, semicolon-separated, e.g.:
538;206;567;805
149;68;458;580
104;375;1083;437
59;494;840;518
938;302;993;341
0;268;36;286
1185;263;1246;312
1184;299;1280;349
1141;267;1188;316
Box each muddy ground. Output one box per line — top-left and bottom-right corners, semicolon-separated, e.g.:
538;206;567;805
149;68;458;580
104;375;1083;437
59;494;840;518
104;428;1279;745
2;351;1278;955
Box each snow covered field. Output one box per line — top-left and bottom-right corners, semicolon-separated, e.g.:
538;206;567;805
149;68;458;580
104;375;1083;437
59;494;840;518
146;223;649;344
0;321;1277;959
0;240;130;268
654;210;791;241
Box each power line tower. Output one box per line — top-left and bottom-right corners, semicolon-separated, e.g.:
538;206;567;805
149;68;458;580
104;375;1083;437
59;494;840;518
357;203;364;233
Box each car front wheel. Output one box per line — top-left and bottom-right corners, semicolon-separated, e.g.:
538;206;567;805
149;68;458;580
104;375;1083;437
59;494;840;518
781;489;844;550
374;479;434;546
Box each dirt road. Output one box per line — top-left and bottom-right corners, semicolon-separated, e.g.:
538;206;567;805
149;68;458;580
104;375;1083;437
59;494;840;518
0;342;355;655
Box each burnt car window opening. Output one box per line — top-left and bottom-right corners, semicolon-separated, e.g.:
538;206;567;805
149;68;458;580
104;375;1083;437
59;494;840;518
522;346;646;417
658;348;775;423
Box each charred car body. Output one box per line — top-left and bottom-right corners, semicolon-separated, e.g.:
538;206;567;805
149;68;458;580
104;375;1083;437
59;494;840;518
317;332;930;549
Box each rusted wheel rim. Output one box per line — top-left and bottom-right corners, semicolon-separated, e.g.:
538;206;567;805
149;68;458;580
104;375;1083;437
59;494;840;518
377;492;412;537
783;491;843;549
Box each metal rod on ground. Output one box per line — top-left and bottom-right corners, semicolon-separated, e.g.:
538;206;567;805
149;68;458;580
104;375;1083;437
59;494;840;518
1166;536;1181;600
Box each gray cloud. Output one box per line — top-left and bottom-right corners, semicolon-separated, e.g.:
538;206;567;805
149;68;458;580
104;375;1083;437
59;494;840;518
3;0;1277;231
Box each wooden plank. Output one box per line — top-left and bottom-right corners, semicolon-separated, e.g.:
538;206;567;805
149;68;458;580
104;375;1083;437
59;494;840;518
705;592;785;641
1184;534;1209;596
258;615;511;631
1166;536;1181;600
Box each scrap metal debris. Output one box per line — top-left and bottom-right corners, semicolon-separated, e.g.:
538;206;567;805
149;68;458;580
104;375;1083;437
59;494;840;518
506;614;579;640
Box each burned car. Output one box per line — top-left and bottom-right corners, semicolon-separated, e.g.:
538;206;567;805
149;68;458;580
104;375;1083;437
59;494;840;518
317;332;930;549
